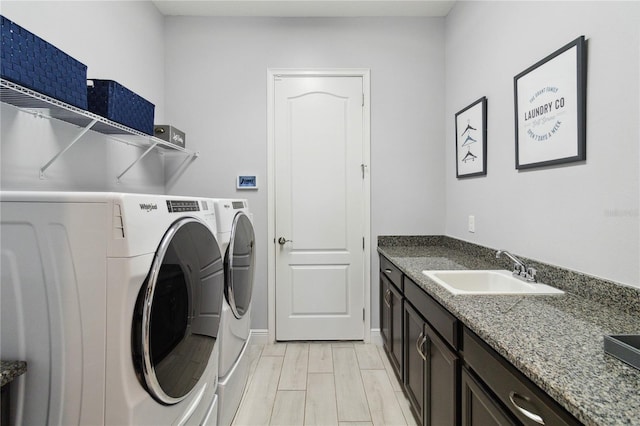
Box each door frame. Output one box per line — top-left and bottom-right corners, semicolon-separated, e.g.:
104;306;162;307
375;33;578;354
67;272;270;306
266;68;371;343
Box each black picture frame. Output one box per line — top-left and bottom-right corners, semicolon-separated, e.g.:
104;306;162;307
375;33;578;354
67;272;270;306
455;97;487;178
514;36;587;169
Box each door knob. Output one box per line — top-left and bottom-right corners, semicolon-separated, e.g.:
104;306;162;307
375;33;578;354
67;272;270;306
278;237;292;245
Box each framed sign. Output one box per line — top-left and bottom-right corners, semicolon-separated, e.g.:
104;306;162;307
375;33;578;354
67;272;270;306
455;97;487;178
514;36;587;169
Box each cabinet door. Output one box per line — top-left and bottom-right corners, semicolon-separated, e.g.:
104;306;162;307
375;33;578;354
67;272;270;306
381;272;403;381
380;274;392;350
404;302;426;424
461;367;517;426
389;281;403;380
425;324;459;426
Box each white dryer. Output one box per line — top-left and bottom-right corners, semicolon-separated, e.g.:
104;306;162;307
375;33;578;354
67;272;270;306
0;191;224;425
212;199;255;426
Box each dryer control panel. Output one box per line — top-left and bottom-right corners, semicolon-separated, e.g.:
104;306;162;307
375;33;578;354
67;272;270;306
166;200;200;213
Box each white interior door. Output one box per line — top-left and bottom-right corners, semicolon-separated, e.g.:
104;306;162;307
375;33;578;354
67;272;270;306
274;75;365;340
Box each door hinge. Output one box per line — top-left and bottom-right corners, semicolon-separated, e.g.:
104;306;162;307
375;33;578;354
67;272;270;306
360;163;367;179
362;93;364;106
363;308;365;321
362;237;365;250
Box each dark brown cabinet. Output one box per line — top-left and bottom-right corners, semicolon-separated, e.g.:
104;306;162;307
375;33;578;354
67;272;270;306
381;273;403;380
1;382;9;426
380;273;392;353
389;281;403;378
380;256;403;381
427;324;459;426
404;293;459;426
404;302;425;422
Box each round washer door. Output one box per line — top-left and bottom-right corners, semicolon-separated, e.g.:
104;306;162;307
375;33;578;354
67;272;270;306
132;217;224;405
225;212;255;319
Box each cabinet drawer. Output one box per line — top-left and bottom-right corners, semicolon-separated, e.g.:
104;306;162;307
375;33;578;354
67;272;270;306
404;275;459;350
463;328;581;426
380;255;403;290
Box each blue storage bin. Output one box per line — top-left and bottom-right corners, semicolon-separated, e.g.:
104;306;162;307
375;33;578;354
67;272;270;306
87;79;155;135
0;15;88;109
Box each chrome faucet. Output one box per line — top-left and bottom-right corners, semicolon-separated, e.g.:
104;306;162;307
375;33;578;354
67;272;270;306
496;250;537;282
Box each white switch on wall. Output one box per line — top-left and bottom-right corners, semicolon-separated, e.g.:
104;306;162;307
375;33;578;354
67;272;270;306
468;215;475;233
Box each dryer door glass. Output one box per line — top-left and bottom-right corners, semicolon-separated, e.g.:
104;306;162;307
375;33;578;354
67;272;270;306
225;212;255;319
132;218;224;405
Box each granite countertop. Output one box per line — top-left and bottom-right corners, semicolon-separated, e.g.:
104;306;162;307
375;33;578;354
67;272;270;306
1;361;27;387
378;237;640;426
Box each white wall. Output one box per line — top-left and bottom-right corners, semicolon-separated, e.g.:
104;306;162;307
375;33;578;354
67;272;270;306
164;17;446;329
445;1;640;287
0;1;167;192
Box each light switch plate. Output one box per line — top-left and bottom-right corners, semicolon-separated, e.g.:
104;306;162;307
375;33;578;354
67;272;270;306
468;215;475;233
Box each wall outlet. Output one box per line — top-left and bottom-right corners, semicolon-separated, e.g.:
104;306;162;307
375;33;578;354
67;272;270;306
468;215;475;233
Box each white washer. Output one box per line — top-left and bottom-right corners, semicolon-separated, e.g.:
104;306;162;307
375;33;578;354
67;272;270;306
0;191;224;425
212;199;255;426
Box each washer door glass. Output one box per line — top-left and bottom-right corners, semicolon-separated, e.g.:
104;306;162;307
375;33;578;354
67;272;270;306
225;212;255;319
132;217;224;405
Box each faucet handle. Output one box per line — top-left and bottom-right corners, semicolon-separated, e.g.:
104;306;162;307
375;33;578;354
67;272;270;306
526;267;537;282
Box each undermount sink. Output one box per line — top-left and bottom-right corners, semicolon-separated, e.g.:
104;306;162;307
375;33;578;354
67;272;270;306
422;270;565;295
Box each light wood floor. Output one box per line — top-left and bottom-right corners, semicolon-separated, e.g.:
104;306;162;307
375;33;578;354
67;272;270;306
232;342;419;426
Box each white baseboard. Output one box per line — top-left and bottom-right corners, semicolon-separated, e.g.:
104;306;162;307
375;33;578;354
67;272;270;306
249;328;382;346
369;328;383;346
249;329;269;345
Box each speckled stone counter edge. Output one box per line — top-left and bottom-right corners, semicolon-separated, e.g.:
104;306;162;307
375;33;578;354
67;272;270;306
378;235;640;315
1;361;26;387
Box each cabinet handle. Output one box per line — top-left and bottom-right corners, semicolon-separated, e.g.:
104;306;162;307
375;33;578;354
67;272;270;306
416;332;427;361
384;268;393;275
383;289;391;308
421;335;428;360
508;392;545;425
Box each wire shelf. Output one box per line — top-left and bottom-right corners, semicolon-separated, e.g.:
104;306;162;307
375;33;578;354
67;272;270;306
1;78;198;181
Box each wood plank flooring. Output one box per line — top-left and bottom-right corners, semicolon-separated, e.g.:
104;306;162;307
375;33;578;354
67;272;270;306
232;342;418;426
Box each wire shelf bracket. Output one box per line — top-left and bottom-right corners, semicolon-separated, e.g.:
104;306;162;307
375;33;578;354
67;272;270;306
39;118;98;179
